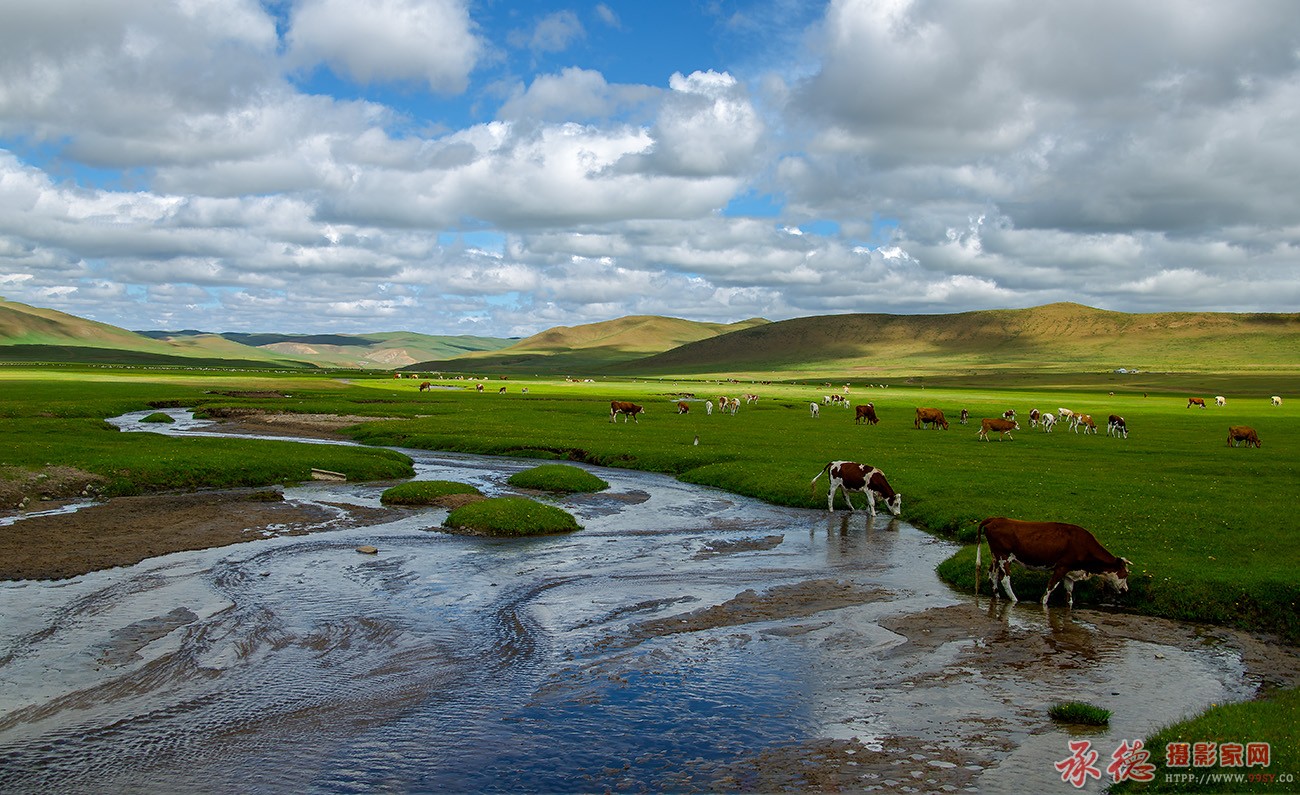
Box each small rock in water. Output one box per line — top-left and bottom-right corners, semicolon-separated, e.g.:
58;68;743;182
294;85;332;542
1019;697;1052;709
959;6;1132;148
356;545;379;555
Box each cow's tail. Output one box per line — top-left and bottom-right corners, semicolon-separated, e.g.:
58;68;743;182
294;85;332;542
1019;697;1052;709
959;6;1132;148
809;462;832;498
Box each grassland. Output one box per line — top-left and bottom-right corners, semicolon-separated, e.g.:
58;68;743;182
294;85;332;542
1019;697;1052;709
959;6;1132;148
0;363;1294;786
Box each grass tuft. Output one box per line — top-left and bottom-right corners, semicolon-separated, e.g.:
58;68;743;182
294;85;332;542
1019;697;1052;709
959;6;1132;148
1049;701;1112;725
380;480;482;506
507;463;609;493
442;496;581;536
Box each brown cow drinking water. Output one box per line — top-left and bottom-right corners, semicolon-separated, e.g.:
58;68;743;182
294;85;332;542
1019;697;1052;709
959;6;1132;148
976;517;1130;607
809;461;901;517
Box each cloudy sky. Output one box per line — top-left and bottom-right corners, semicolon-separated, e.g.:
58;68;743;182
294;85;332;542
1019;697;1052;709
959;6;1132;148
2;0;1298;336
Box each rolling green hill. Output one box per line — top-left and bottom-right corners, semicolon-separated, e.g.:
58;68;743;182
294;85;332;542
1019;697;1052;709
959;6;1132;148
615;303;1300;378
407;315;769;373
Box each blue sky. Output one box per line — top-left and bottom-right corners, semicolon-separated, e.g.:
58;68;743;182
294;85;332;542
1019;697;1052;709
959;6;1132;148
2;0;1299;336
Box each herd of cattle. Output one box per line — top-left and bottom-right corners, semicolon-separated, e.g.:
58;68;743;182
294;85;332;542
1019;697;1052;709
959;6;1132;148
603;390;1284;606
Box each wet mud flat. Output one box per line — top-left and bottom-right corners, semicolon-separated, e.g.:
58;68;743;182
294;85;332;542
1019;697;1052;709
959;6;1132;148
1;416;1298;793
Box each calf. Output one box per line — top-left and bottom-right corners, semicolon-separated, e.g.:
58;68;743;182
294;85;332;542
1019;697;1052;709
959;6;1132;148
676;401;690;415
915;407;949;430
854;403;879;425
959;408;969;425
1188;397;1206;409
1227;426;1262;448
809;461;901;517
976;517;1131;607
1002;409;1016;420
1107;414;1128;439
609;401;645;423
978;417;1019;441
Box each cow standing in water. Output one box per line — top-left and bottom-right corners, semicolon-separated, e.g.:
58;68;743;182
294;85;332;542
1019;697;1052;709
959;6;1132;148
976;517;1130;607
809;461;901;517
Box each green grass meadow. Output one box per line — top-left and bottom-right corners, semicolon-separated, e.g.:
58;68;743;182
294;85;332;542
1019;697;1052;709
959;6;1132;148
1;364;1296;783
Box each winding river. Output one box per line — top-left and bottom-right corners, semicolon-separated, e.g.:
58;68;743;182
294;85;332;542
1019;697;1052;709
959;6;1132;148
0;410;1291;793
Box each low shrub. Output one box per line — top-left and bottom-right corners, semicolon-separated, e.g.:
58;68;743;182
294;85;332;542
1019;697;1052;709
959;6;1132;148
381;480;482;506
507;463;608;493
442;496;581;536
1049;701;1112;726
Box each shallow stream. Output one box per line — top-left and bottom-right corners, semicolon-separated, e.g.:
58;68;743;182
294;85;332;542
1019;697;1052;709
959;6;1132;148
0;411;1292;793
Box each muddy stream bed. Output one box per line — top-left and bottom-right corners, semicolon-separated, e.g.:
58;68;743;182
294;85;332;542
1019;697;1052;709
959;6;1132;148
1;410;1296;793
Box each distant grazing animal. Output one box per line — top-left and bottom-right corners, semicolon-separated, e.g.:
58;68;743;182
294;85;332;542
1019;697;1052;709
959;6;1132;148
677;401;690;415
976;517;1131;607
1188;397;1206;409
418;381;431;392
609;401;644;423
809;461;902;517
1214;395;1226;407
727;397;740;415
1002;409;1016;420
706;400;714;415
1029;408;1040;428
854;403;879;425
959;408;969;425
1041;413;1057;433
476;383;484;392
1107;414;1127;439
979;417;1020;441
744;393;760;405
1075;414;1097;434
498;386;506;394
1272;396;1283;406
1227;426;1261;448
1057;408;1075;425
809;402;820;418
915;407;949;430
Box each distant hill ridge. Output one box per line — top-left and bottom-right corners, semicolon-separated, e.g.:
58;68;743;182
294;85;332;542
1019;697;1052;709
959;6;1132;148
3;298;1298;374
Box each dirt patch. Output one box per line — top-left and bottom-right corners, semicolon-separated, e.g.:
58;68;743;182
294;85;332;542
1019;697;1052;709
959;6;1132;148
0;465;106;509
0;488;401;581
202;410;377;440
693;534;784;559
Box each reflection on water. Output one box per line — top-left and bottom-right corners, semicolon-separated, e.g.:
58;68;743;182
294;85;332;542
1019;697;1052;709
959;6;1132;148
0;412;1283;793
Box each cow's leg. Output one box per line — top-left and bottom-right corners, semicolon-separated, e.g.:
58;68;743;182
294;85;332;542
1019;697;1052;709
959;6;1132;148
1042;567;1069;606
997;559;1018;603
826;483;836;512
863;490;877;516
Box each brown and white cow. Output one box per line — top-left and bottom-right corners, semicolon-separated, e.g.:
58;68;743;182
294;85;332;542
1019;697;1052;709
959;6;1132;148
976;516;1131;607
854;403;879;425
610;401;645;423
1227;426;1262;448
915;407;949;430
1107;414;1127;439
1214;395;1226;407
1028;408;1040;428
809;461;902;517
978;417;1019;441
418;381;432;392
959;408;970;425
676;401;690;414
1188;397;1206;409
1075;414;1097;434
1002;409;1016;420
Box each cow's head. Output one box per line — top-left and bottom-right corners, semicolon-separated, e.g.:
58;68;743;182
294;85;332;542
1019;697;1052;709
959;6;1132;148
884;493;902;516
1102;558;1131;594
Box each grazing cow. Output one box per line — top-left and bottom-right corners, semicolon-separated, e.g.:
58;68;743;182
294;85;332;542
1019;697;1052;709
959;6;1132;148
809;402;820;418
1215;396;1226;407
809;461;902;517
744;393;760;405
1029;408;1040;428
418;381;432;392
1107;415;1128;439
1188;397;1206;409
1002;409;1016;420
1227;426;1262;448
854;403;879;425
976;517;1131;607
959;408;970;425
979;417;1019;441
677;401;690;415
706;400;714;415
498;387;506;395
1272;396;1283;406
1041;412;1057;433
915;407;949;430
610;401;645;423
1075;414;1097;434
476;383;484;392
727;397;740;415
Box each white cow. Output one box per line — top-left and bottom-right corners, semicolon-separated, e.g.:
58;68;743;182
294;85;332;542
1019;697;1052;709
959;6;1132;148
809;402;820;418
1215;395;1226;406
1272;396;1283;406
1041;413;1057;433
706;400;714;415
